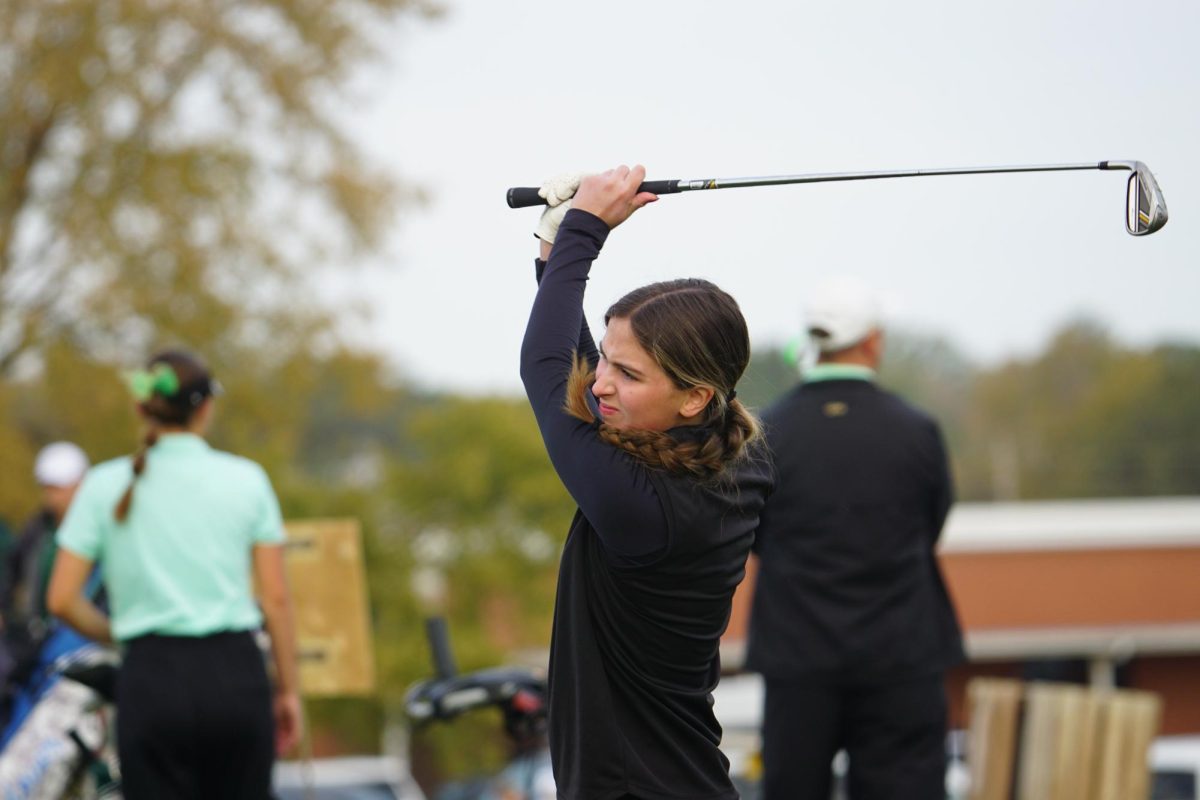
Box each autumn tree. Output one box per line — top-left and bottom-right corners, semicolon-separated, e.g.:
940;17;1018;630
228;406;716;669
0;0;435;374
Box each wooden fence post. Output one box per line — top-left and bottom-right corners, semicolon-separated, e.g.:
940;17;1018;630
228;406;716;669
1091;690;1162;800
1016;682;1100;800
967;678;1023;800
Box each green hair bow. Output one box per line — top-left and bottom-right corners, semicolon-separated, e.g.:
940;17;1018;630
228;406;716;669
124;363;181;402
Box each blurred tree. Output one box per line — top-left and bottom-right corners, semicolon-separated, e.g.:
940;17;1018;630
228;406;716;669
958;320;1200;499
0;386;37;523
738;344;799;412
0;0;436;375
384;395;573;779
0;341;135;523
740;329;973;445
959;320;1119;499
1132;344;1200;493
878;328;974;443
389;397;572;655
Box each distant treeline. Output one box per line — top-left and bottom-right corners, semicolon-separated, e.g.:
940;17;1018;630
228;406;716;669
740;318;1200;502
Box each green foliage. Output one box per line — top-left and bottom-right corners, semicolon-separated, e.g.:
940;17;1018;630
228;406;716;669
0;388;37;520
366;396;571;782
388;397;571;654
738;345;800;412
963;324;1200;499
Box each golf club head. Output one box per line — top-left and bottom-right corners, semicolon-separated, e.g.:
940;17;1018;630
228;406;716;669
1125;162;1168;235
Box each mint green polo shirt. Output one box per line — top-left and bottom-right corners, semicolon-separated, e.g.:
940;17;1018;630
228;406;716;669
56;434;285;642
802;363;877;383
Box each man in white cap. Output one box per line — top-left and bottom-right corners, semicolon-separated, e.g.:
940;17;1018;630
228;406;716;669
2;442;90;629
746;278;964;800
0;442;95;737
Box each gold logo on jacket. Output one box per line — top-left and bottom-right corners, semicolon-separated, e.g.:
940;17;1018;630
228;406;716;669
823;401;849;418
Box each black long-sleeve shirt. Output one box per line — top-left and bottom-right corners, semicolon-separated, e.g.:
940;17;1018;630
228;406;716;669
521;210;773;800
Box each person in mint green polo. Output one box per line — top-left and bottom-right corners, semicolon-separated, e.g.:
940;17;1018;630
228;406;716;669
46;350;302;800
747;277;965;800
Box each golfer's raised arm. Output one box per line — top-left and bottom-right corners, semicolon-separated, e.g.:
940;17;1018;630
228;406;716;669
520;200;669;561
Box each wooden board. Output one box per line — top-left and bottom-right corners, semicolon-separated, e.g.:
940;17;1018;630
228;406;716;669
1017;682;1100;800
282;519;376;697
1092;690;1162;800
967;677;1022;800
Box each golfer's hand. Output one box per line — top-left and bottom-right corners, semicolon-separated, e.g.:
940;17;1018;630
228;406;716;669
572;165;657;229
535;172;587;245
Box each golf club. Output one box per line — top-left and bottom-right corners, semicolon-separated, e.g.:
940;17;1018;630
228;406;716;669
506;161;1168;236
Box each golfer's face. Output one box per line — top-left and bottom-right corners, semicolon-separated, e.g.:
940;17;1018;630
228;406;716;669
595;318;690;432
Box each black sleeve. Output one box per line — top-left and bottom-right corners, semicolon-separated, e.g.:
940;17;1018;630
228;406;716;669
928;422;954;545
520;210;669;561
533;259;599;369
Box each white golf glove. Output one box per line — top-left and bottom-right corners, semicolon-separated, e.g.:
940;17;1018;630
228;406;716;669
535;172;587;244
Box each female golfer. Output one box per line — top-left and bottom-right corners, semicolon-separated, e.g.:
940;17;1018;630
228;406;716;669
521;166;773;799
47;350;301;800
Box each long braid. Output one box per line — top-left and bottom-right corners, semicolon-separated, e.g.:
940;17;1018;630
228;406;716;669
564;356;761;479
114;426;159;522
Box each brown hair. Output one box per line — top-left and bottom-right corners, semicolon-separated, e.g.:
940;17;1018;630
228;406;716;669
114;350;215;521
564;279;760;479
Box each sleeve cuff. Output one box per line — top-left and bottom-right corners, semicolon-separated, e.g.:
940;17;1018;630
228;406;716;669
559;208;611;248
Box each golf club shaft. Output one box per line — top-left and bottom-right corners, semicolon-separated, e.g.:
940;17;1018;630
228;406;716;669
506;161;1131;208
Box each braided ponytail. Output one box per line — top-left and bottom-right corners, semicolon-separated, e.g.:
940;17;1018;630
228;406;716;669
114;427;159;522
113;349;217;522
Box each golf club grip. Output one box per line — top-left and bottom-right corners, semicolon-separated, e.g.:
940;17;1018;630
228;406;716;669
506;179;680;208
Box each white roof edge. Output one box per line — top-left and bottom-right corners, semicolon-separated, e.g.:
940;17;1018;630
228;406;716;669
966;622;1200;661
940;496;1200;552
724;623;1200;669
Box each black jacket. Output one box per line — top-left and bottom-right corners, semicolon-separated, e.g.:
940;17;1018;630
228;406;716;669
1;510;55;623
746;378;965;684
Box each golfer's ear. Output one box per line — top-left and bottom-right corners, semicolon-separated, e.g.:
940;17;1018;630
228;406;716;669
679;386;715;419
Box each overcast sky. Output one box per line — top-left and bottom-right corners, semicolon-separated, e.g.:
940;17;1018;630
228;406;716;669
336;0;1200;394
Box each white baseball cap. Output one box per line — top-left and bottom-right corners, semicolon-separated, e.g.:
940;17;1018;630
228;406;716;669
803;275;882;353
34;442;90;487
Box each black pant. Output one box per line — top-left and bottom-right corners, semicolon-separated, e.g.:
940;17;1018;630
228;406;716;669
761;675;947;800
117;630;275;800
